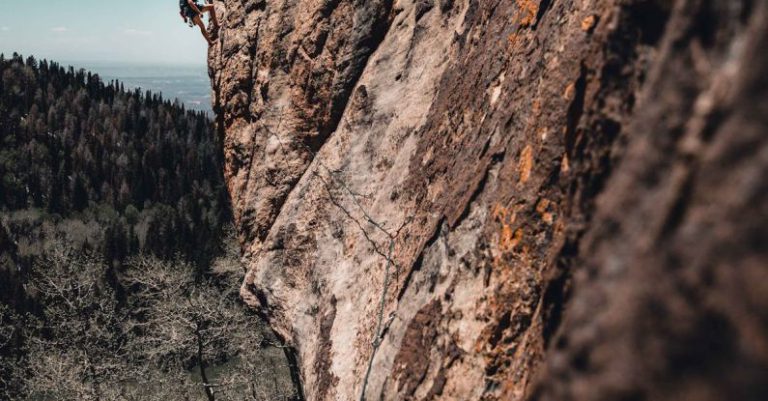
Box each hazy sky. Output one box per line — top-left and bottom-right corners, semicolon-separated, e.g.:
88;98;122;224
0;0;210;65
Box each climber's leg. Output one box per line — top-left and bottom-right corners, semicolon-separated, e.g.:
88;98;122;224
202;4;219;28
193;15;213;45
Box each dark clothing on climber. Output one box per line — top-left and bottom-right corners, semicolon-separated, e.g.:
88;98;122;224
178;0;219;46
180;0;205;20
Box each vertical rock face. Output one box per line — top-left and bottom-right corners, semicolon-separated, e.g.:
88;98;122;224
209;0;768;400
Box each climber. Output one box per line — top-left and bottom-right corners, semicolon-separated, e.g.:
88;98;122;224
179;0;219;46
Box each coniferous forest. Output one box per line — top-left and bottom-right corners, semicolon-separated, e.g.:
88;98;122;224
0;54;297;400
0;53;227;271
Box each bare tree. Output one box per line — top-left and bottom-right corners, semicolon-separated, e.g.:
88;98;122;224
0;303;20;400
22;247;132;401
121;254;296;401
3;239;297;400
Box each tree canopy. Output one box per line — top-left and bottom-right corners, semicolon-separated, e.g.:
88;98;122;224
0;54;298;401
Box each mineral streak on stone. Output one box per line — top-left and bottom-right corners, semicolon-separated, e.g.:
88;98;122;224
209;0;768;400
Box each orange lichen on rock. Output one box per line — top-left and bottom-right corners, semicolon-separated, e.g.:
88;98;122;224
508;32;520;46
581;15;597;32
563;82;577;101
493;204;518;254
493;204;526;268
518;145;534;184
561;153;571;174
508;0;540;47
516;0;540;27
531;99;542;116
536;198;555;225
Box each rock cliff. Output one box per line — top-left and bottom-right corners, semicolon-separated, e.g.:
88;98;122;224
208;0;768;400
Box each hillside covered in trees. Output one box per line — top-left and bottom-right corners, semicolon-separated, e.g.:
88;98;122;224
0;54;297;400
0;53;228;271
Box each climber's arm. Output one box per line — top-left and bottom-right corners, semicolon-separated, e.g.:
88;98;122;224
187;0;203;15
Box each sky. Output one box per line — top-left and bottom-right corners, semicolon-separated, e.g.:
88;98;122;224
0;0;210;66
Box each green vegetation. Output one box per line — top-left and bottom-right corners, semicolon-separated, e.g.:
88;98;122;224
0;53;227;271
0;54;297;400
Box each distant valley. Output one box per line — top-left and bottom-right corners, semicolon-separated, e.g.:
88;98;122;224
66;61;212;114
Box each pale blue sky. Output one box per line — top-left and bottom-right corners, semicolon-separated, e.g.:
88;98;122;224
0;0;210;65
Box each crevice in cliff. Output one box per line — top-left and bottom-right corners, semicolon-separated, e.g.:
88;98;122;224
245;282;273;320
540;243;575;348
257;111;400;261
255;111;409;401
283;343;307;401
397;218;445;303
627;0;672;46
315;0;396;145
533;0;554;29
247;0;399;253
564;64;587;157
451;150;505;229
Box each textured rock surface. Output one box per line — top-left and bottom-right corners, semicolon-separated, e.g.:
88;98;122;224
209;0;768;400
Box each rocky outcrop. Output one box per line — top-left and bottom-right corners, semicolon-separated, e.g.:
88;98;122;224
209;0;768;400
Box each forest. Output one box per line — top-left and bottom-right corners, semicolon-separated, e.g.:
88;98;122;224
0;54;297;400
